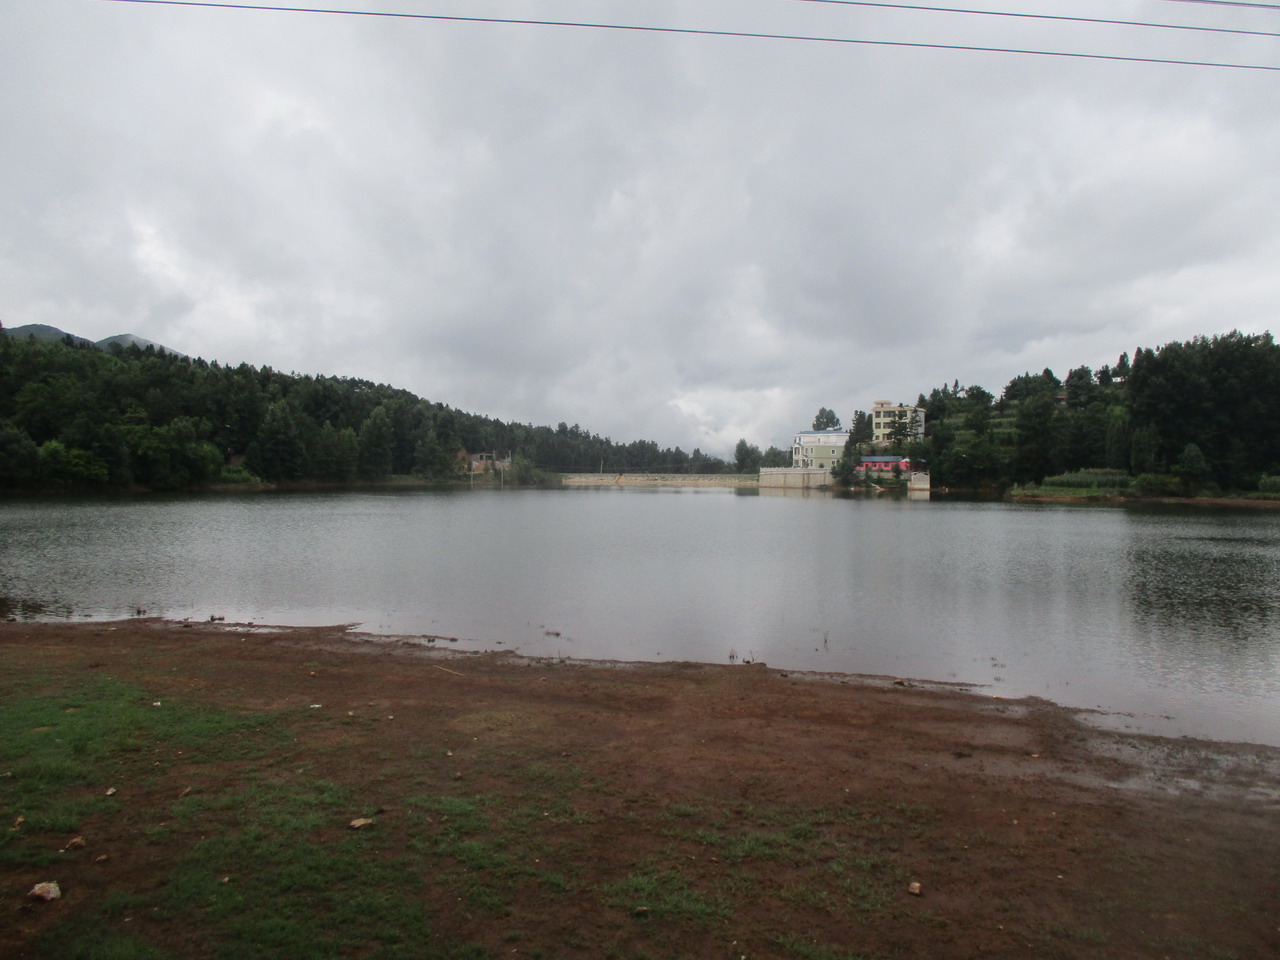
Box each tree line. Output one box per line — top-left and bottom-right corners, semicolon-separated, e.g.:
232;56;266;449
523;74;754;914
858;330;1280;494
0;327;754;491
6;325;1276;494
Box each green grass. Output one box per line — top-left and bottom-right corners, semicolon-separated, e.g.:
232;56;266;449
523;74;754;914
1040;468;1130;491
1011;483;1124;499
0;674;488;960
721;829;796;863
37;769;491;960
43;933;170;960
605;869;731;924
0;675;283;854
0;669;1017;960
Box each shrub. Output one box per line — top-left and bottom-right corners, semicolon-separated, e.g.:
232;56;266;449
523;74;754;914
1259;475;1280;494
1040;469;1129;490
217;464;261;485
1131;473;1181;497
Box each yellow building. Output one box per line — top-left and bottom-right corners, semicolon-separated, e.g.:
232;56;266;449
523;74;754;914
870;401;925;445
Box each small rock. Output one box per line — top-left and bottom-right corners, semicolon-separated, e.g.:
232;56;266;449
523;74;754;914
152;701;162;707
12;815;25;830
94;855;110;864
349;818;375;829
63;836;86;851
105;787;117;797
893;678;907;686
28;881;61;901
632;906;650;918
908;881;922;896
178;787;192;799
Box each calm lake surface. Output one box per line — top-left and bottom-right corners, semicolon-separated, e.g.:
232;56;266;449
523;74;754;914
3;488;1279;745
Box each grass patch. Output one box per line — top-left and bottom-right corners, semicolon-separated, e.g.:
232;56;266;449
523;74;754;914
39;771;490;960
0;675;283;855
775;932;870;960
721;829;795;863
43;933;170;960
605;869;730;924
0;674;488;960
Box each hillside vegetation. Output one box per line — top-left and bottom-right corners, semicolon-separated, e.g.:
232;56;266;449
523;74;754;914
888;330;1280;496
0;327;738;491
4;324;1278;495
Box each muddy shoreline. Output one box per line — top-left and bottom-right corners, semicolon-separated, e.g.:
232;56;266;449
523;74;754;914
4;618;1279;959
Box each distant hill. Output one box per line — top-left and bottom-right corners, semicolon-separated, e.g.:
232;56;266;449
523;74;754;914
94;332;180;355
2;323;97;348
2;323;185;358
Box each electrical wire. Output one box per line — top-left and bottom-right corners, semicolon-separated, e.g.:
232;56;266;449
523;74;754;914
785;0;1280;40
98;0;1280;72
1153;0;1280;10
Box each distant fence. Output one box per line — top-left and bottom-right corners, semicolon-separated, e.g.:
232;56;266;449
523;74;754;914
561;474;758;486
759;467;832;490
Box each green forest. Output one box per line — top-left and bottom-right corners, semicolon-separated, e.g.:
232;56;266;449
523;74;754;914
858;329;1280;496
0;325;762;491
2;324;1277;495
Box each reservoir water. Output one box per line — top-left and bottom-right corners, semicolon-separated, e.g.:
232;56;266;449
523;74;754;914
2;487;1279;746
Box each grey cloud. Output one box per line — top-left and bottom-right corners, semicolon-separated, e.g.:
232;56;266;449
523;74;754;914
2;1;1277;452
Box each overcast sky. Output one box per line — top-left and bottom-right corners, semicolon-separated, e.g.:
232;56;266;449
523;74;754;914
2;1;1278;455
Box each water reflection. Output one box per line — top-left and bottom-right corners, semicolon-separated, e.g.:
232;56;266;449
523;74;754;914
0;593;66;620
1;492;1278;744
1120;516;1280;692
1128;541;1279;634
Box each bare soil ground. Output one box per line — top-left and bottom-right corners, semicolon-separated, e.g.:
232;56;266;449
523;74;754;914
3;619;1279;959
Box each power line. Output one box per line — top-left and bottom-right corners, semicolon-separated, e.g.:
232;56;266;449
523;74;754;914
786;0;1280;40
1153;0;1280;10
98;0;1280;72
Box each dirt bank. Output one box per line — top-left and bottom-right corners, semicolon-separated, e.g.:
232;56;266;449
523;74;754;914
3;620;1278;959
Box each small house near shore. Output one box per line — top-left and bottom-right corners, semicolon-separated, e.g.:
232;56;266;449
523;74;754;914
858;456;914;475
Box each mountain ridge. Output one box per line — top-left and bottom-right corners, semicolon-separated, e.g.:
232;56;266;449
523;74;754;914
1;323;184;357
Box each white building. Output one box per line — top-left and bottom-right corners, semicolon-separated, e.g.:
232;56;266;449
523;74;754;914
791;429;850;469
